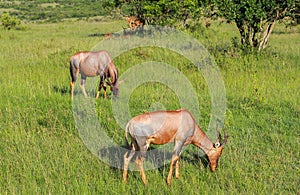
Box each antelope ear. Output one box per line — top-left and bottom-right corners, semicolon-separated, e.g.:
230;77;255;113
214;142;220;148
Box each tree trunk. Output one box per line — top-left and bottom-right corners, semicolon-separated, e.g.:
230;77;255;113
248;26;253;47
258;20;276;51
236;19;246;45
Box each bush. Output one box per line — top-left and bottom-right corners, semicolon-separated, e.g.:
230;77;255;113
0;13;21;30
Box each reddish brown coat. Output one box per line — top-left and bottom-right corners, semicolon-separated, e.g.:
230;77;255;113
123;109;228;185
69;50;118;99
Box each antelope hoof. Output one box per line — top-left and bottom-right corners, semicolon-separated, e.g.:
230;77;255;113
166;178;172;185
142;179;148;185
96;92;100;99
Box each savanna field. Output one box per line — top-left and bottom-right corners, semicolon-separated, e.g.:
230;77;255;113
0;16;299;194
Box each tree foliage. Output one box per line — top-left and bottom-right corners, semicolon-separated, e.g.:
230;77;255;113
113;0;298;51
1;0;298;50
118;0;208;28
213;0;298;50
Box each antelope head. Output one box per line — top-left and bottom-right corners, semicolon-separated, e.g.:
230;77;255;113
206;130;228;172
107;79;124;97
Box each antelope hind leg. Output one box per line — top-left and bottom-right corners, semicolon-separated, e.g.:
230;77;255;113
123;149;135;183
80;79;88;97
167;155;179;185
70;81;75;99
175;159;180;179
135;156;147;185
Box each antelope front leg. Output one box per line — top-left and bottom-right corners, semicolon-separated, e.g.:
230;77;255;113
96;81;107;99
102;83;107;99
96;81;103;99
103;90;107;99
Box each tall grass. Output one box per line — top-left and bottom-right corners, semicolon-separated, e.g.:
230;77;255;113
0;20;299;194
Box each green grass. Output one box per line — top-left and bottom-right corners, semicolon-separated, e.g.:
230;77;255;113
0;19;299;194
0;0;111;22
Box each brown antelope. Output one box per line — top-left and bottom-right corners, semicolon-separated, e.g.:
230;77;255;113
125;16;144;30
104;32;112;40
69;50;119;99
123;109;228;185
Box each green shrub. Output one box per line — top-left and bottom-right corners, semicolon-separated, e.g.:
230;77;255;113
0;13;21;30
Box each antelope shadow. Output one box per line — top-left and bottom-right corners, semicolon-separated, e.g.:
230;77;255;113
53;86;69;95
97;145;209;179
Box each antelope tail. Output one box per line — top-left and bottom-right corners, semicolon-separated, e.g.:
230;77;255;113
70;60;77;83
124;123;131;150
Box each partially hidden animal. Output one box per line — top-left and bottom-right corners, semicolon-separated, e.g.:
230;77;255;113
69;50;118;99
125;16;144;30
123;109;228;185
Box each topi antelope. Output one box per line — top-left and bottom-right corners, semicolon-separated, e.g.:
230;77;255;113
123;109;228;185
69;50;119;99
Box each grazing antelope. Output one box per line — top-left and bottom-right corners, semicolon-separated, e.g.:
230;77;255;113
123;109;228;185
69;50;119;99
125;16;144;30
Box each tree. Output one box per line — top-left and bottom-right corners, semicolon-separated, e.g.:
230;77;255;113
213;0;298;51
0;13;21;30
118;0;206;29
108;0;298;51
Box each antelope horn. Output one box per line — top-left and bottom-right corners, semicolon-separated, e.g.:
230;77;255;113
217;124;222;142
221;130;228;147
217;129;221;143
